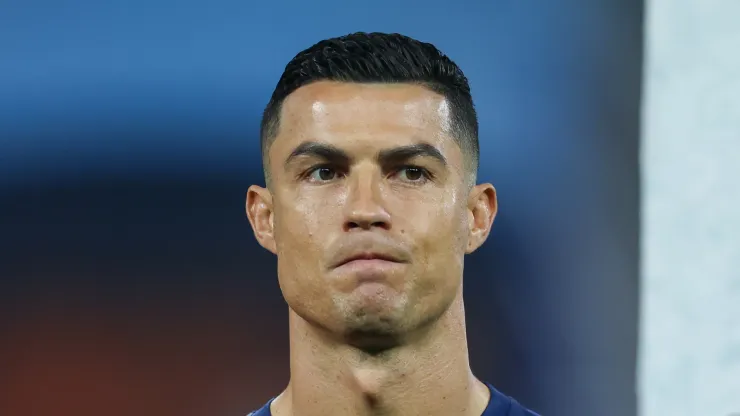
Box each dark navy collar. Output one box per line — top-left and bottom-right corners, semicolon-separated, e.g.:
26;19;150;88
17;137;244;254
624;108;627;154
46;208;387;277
248;383;538;415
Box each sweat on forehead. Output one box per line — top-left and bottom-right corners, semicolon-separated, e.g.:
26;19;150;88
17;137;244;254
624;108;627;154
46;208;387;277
269;83;458;163
279;82;453;133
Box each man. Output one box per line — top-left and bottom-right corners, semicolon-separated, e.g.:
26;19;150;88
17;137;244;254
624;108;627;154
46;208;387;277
245;32;538;416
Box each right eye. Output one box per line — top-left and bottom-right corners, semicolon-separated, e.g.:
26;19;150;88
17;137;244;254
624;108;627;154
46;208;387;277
306;166;340;183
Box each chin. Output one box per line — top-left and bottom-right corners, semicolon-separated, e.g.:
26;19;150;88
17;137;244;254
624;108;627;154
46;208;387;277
343;326;403;354
339;309;408;352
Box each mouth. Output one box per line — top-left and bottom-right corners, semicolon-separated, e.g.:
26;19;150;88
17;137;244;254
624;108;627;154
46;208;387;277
330;250;409;285
336;253;403;268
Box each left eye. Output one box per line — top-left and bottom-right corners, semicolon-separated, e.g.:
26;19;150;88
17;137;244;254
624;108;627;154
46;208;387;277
394;167;427;182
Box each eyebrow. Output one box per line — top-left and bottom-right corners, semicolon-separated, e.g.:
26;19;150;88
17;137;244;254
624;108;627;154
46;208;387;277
377;143;447;166
284;141;447;167
284;141;351;167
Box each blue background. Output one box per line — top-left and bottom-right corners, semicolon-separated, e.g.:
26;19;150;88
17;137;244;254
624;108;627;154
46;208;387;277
0;1;642;415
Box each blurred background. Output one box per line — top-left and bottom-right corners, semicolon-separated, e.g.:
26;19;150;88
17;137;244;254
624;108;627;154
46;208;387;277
0;0;732;415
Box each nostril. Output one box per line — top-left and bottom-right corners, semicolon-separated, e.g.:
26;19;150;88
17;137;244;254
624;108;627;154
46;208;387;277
344;220;390;231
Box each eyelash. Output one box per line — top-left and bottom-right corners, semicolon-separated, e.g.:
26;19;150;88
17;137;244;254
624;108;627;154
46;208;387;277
392;166;433;183
301;165;433;184
301;165;345;182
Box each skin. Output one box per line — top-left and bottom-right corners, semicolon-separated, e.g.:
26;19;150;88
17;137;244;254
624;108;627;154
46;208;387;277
246;81;498;416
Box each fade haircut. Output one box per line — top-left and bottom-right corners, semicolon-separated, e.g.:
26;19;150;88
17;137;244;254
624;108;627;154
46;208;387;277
260;32;479;184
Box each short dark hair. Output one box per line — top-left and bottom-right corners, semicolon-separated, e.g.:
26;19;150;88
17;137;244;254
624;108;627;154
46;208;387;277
260;32;479;182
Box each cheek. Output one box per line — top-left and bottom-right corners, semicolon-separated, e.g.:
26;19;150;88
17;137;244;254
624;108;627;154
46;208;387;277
281;188;345;229
273;191;343;273
406;189;467;236
406;202;468;309
272;193;346;320
273;203;323;309
274;204;319;264
402;193;469;269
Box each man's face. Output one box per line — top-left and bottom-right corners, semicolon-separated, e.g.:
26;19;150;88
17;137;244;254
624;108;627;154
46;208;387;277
247;81;496;348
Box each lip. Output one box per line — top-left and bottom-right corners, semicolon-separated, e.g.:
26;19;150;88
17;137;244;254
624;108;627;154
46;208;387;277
335;252;403;268
333;257;405;280
331;252;408;278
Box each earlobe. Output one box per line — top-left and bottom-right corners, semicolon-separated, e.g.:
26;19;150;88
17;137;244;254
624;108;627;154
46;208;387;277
466;183;498;254
246;185;277;254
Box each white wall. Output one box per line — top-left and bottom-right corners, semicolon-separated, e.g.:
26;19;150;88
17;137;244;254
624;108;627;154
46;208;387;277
640;1;740;415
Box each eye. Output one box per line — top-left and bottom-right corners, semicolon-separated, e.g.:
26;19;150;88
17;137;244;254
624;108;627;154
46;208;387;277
393;166;430;183
306;166;341;182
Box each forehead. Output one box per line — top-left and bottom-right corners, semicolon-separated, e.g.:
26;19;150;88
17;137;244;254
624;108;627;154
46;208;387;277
270;81;460;161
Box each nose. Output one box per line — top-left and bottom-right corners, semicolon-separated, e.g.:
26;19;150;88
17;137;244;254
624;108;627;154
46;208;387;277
343;168;391;232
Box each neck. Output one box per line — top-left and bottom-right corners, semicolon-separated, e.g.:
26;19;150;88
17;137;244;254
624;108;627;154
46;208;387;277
271;290;490;416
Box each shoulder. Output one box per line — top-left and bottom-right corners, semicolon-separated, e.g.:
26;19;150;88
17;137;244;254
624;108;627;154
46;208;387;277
507;399;540;416
485;384;540;416
246;398;273;416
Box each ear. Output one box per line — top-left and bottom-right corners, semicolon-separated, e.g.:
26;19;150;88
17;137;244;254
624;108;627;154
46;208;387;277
246;185;277;255
465;183;498;254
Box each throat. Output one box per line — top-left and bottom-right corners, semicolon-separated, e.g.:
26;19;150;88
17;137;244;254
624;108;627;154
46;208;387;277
348;366;398;409
335;349;467;416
